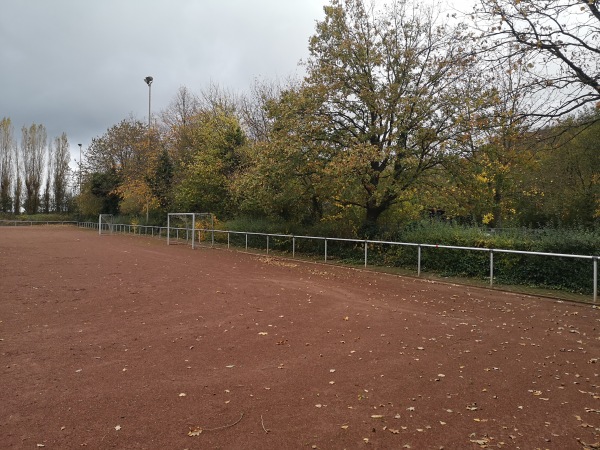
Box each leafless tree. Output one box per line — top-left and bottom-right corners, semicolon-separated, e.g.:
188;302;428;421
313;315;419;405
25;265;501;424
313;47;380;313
160;86;200;131
21;123;47;214
52;133;71;213
472;0;600;119
238;78;287;143
0;118;15;212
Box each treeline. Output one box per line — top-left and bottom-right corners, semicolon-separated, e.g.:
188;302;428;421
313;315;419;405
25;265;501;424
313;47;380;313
9;0;600;236
0;119;72;214
78;0;599;235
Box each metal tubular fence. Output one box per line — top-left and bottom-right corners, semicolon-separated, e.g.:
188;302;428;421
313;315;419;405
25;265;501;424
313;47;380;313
0;220;78;226
71;221;599;303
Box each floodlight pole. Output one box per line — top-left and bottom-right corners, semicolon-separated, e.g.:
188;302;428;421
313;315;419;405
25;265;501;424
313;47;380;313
144;76;153;223
78;143;82;194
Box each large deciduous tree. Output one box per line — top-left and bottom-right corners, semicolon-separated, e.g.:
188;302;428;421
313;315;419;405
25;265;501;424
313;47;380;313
272;0;482;233
84;118;159;217
173;108;246;217
473;0;600;118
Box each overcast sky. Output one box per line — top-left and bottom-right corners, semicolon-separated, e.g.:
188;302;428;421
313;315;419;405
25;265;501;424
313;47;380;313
1;0;473;165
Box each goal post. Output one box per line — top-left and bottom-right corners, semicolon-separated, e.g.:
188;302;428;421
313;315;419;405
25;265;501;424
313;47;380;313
167;213;214;249
98;214;114;235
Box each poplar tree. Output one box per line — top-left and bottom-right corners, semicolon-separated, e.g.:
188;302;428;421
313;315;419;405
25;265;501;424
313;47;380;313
52;133;71;212
0;118;14;212
21;123;47;214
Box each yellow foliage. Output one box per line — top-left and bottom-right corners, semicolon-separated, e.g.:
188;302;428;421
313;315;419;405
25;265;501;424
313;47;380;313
482;212;494;225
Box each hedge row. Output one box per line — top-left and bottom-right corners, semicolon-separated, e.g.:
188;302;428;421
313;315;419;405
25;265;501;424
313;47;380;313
224;219;599;295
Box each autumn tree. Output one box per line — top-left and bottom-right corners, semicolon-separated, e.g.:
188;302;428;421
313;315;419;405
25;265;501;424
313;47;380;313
515;110;600;226
233;85;329;225
160;86;200;165
173;108;246;217
271;0;480;233
21;123;47;214
238;78;285;143
472;0;600;118
0;118;14;212
84;118;161;218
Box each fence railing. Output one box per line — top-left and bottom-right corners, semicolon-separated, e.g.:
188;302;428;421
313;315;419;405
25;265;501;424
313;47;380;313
75;221;599;303
0;220;78;226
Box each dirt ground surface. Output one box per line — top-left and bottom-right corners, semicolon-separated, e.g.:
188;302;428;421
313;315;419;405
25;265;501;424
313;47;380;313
1;226;599;450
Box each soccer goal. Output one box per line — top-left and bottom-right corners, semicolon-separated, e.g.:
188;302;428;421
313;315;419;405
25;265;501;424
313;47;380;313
167;213;214;249
98;214;114;235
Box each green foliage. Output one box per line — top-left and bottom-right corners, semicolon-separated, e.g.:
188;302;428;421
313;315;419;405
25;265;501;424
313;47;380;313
516;111;600;227
383;222;599;294
146;148;174;210
0;212;75;222
77;170;121;217
265;0;485;231
173;109;245;218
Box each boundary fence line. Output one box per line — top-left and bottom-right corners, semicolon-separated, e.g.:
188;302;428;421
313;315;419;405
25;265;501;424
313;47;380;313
0;220;78;226
75;221;599;303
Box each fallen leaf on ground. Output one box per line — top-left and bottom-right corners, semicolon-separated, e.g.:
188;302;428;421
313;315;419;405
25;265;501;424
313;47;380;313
188;427;202;436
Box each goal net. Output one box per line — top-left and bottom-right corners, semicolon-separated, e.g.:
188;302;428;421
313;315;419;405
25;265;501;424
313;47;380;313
98;214;114;235
167;213;214;249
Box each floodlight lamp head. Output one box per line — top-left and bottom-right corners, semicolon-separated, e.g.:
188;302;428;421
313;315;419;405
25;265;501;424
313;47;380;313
144;76;153;86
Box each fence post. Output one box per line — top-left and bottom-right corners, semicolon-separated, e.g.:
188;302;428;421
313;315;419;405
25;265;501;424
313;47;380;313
364;241;368;267
490;250;494;287
594;257;598;304
267;235;270;255
418;245;421;277
324;238;328;262
227;232;230;249
245;233;248;250
292;236;296;258
191;215;196;250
